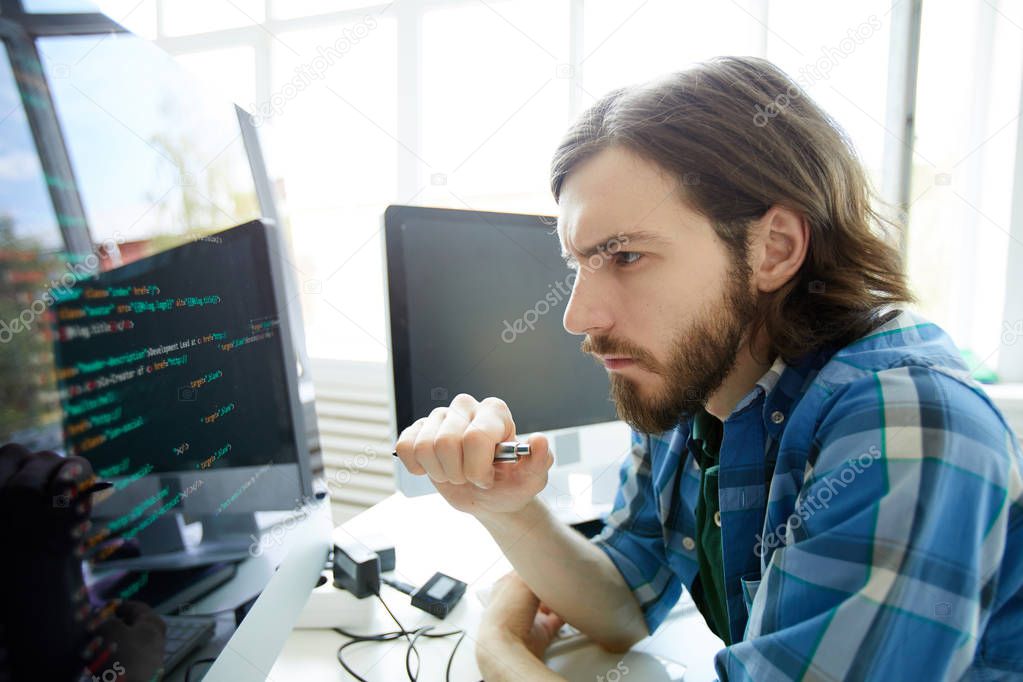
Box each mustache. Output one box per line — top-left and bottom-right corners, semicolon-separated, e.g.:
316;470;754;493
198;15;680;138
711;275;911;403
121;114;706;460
580;337;656;369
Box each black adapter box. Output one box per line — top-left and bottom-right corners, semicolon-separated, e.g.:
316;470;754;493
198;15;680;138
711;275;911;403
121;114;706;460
332;541;380;599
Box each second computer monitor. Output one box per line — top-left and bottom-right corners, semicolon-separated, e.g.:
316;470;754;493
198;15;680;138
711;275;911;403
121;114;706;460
384;205;618;437
53;219;312;526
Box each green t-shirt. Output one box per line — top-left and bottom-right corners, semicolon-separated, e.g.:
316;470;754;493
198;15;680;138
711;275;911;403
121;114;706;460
690;407;731;644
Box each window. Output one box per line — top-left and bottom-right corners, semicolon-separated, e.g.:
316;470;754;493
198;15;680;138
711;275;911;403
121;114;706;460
267;16;398;361
0;47;67;447
420;0;569;212
765;0;893;187
0;49;61;249
582;0;763;99
905;0;1023;373
38;32;260;262
161;0;265;38
88;0;1022;379
175;46;257;109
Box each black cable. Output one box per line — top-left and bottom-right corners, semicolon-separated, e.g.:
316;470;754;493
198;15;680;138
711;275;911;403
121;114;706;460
334;625;429;682
405;625;440;681
374;592;410;637
335;637;375;682
333;625;460;641
184;656;216;682
332;591;466;682
445;631;467;682
335;627;465;682
374;592;419;681
333;625;406;641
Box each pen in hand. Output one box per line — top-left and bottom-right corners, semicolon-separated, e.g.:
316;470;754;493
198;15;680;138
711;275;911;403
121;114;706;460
392;441;531;463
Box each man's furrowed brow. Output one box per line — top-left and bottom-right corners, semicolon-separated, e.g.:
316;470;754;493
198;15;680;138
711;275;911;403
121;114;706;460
561;229;669;260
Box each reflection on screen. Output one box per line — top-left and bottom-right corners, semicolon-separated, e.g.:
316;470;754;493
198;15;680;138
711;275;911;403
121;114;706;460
52;222;298;479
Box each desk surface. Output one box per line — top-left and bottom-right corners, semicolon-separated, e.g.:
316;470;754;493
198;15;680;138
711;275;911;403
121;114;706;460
267;492;725;682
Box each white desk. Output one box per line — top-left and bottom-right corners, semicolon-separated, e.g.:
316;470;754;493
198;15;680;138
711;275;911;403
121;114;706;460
267;493;725;681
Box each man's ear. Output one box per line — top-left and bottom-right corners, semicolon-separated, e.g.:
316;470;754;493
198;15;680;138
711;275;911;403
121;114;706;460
750;205;809;293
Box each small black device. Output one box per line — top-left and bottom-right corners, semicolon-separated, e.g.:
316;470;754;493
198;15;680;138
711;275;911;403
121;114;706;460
331;541;380;599
410;572;466;619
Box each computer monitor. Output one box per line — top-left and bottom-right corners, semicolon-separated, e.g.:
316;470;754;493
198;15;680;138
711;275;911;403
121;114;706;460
383;204;619;442
52;219;315;568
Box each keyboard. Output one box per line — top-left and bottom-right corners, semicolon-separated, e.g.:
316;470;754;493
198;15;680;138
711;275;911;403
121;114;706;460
162;615;217;674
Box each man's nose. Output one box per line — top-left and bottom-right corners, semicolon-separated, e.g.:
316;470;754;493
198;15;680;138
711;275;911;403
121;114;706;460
563;274;613;336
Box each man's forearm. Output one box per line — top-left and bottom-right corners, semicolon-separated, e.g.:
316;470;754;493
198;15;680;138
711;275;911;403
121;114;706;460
476;499;647;650
477;634;567;682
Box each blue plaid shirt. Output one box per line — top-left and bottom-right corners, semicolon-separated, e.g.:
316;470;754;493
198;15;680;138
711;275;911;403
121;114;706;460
592;310;1023;680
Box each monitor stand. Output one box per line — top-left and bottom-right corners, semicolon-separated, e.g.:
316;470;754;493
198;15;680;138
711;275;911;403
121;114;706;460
90;512;260;573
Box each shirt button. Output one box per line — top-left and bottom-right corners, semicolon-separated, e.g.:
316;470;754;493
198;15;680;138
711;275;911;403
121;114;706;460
713;510;721;527
682;536;696;551
770;410;785;424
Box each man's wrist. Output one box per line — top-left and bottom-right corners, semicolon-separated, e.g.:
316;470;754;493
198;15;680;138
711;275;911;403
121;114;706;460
474;496;548;533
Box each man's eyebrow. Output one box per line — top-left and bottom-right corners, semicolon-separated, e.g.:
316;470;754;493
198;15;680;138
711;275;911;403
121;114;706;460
560;230;670;260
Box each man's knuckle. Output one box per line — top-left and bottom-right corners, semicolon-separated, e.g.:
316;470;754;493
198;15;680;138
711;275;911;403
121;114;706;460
433;433;459;453
446;405;472;423
412;440;433;459
481;396;507;410
463;427;490;450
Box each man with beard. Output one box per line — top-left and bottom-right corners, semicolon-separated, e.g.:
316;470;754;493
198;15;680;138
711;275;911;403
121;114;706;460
393;57;1023;681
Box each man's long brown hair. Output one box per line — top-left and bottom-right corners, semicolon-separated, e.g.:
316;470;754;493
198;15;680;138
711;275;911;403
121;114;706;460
550;56;914;363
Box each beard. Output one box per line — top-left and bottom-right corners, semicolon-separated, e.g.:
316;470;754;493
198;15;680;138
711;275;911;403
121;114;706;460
582;259;758;434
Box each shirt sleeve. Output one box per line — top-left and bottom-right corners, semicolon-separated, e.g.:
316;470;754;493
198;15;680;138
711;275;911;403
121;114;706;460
715;366;1022;681
591;429;683;634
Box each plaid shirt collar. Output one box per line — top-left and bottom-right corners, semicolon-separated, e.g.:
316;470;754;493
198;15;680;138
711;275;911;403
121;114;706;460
729;355;787;416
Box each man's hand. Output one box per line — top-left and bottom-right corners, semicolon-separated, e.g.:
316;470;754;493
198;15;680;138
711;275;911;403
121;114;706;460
0;442;95;549
0;442;96;680
477;572;567;682
393;393;554;516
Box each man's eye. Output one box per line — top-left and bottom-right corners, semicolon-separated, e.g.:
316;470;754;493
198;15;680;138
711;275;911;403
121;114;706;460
614;251;642;266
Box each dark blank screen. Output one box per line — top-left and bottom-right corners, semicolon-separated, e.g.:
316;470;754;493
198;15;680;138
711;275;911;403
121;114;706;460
392;210;617;434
